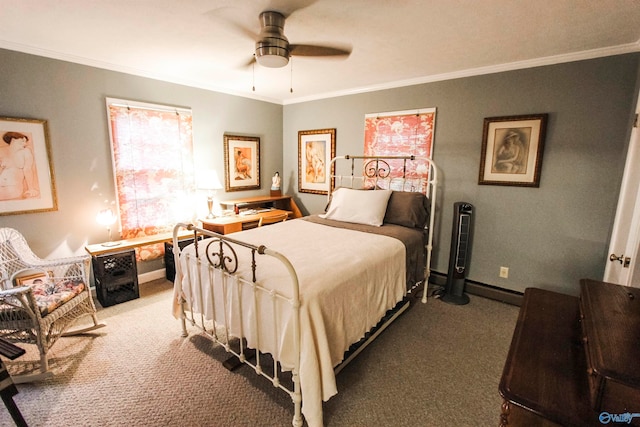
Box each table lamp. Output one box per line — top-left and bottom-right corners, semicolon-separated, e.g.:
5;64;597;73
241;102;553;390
199;169;223;218
96;208;121;247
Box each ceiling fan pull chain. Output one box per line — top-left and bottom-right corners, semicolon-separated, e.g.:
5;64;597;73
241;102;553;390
290;57;294;93
252;56;256;92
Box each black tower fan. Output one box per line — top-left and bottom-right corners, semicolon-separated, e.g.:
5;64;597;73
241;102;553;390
441;202;474;305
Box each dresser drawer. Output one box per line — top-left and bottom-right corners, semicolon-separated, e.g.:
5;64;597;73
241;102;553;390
579;298;602;408
579;279;640;421
499;288;596;426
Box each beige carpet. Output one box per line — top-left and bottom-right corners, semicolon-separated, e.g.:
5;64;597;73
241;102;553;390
0;279;519;427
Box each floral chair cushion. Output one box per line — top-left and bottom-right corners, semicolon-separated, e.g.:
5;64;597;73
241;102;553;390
31;279;86;316
4;268;86;317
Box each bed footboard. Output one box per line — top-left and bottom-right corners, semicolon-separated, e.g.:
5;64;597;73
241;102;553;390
172;223;303;427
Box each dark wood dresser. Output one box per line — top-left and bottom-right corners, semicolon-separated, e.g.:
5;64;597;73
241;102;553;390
499;279;640;426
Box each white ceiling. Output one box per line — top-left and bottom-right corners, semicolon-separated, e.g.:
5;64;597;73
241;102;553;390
1;0;640;105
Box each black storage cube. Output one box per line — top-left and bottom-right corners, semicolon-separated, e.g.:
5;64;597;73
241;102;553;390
165;237;198;281
92;250;139;307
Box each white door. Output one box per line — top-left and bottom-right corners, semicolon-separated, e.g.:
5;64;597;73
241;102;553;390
604;92;640;287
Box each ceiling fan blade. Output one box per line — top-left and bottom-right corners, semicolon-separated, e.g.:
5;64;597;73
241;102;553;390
205;5;259;41
233;23;260;42
239;55;257;69
289;44;352;57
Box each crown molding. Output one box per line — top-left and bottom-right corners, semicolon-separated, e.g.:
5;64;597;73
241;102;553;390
2;38;638;106
283;40;640;105
0;41;283;104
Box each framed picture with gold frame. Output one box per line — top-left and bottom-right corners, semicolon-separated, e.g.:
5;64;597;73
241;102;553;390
298;128;336;195
15;271;50;287
478;114;548;187
223;134;260;192
0;117;58;215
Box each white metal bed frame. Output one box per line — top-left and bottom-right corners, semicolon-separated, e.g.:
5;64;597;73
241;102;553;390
173;155;437;427
330;155;437;304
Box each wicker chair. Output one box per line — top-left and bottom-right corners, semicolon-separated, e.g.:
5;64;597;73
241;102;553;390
0;228;105;383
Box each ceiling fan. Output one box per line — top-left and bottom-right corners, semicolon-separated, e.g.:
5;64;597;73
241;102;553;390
249;10;352;68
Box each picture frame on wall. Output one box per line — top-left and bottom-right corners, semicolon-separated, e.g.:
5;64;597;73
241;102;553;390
478;113;548;187
298;128;336;195
364;108;436;189
0;117;58;216
364;108;436;159
223;134;260;192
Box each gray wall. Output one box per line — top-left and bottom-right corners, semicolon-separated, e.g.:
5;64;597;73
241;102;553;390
0;49;283;273
1;47;639;295
284;54;640;296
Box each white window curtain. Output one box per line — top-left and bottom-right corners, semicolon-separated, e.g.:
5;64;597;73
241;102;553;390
106;98;196;260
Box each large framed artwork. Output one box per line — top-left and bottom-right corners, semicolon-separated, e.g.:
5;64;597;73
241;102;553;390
298;128;336;195
364;108;436;190
478;114;548;187
223;134;260;192
0;117;57;216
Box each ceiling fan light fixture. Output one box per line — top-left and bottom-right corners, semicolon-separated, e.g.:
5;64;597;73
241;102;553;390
256;53;289;68
244;9;349;70
254;11;290;68
255;43;289;68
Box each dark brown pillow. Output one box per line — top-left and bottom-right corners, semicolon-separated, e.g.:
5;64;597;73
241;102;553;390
383;191;430;229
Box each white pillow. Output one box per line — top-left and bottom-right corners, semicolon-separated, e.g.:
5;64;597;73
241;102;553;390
320;188;392;226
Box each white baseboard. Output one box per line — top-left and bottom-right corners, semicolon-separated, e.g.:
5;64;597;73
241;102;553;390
138;268;166;284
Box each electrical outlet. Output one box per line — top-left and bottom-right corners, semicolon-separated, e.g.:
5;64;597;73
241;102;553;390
500;266;509;278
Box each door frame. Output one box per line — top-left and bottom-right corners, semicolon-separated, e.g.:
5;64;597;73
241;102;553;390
604;90;640;286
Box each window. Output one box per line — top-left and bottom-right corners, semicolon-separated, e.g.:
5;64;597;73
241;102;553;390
106;98;196;260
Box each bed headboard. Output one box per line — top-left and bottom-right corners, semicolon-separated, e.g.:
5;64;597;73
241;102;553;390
329;155;438;303
329;155;436;195
329;155;437;202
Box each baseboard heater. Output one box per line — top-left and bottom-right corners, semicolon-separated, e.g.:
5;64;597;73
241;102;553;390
429;272;523;306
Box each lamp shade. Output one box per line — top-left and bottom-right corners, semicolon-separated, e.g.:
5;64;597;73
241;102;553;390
96;208;117;226
198;170;223;190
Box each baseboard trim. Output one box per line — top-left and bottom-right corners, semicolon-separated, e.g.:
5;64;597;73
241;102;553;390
139;269;167;284
430;271;523;306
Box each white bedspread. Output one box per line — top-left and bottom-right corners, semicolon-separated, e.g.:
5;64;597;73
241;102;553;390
173;219;406;427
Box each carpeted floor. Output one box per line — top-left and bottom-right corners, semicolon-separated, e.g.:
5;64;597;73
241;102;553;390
0;279;519;427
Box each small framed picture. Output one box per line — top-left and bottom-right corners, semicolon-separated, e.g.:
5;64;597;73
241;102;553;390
15;271;50;287
223;135;260;192
479;114;548;187
298;128;336;195
0;117;58;215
